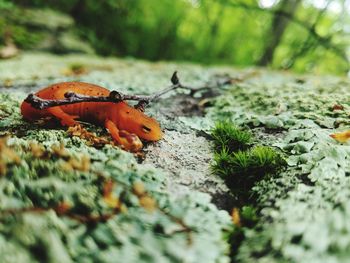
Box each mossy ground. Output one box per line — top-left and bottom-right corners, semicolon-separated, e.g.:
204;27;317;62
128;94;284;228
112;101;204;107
1;53;350;262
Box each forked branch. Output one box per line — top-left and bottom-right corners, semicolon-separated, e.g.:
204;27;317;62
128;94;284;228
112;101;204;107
24;71;235;112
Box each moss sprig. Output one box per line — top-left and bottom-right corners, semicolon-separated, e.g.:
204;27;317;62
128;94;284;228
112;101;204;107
212;145;285;198
211;121;252;152
211;121;286;201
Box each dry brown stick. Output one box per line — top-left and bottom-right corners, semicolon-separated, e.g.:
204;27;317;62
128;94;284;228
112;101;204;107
24;71;234;112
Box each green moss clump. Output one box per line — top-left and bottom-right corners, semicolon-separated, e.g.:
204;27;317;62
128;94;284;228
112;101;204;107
212;149;251;181
211;147;235;177
211;121;286;261
212;145;284;198
211;121;285;202
211;121;252;152
240;205;258;227
250;146;286;172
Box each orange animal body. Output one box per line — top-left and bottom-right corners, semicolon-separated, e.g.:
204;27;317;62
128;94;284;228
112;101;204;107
21;82;162;151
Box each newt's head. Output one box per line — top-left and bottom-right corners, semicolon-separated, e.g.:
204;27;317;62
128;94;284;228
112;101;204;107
115;103;163;141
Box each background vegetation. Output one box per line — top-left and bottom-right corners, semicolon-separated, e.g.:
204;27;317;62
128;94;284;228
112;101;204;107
0;0;349;74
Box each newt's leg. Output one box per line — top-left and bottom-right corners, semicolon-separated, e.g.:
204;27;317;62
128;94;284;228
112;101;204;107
105;119;143;152
47;107;79;126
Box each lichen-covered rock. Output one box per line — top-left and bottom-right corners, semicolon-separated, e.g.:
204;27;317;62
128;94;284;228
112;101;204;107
0;53;234;263
207;71;350;262
3;52;348;262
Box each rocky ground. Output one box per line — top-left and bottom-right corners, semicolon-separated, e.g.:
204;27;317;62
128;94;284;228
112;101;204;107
208;72;350;263
0;53;234;263
0;53;350;262
0;53;235;208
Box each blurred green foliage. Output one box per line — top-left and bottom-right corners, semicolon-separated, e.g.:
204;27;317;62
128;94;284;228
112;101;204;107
1;0;349;74
0;1;43;49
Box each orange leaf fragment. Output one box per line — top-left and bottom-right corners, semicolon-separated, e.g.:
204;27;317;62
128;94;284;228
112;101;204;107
332;104;344;111
51;143;69;158
139;196;156;212
133;181;146;197
231;207;241;227
56;202;72;215
102;179;121;209
330;130;350;143
103;179;114;197
30;142;45;158
104;195;121;209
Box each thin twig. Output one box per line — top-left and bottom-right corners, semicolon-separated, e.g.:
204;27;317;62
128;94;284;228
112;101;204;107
24;71;235;112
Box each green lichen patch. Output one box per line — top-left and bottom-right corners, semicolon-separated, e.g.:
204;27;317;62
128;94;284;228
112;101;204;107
207;70;350;262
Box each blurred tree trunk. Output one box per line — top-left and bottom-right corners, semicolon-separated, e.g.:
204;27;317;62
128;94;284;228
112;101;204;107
258;0;301;66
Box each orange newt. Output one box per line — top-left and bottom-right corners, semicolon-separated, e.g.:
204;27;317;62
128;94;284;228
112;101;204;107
21;82;163;151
